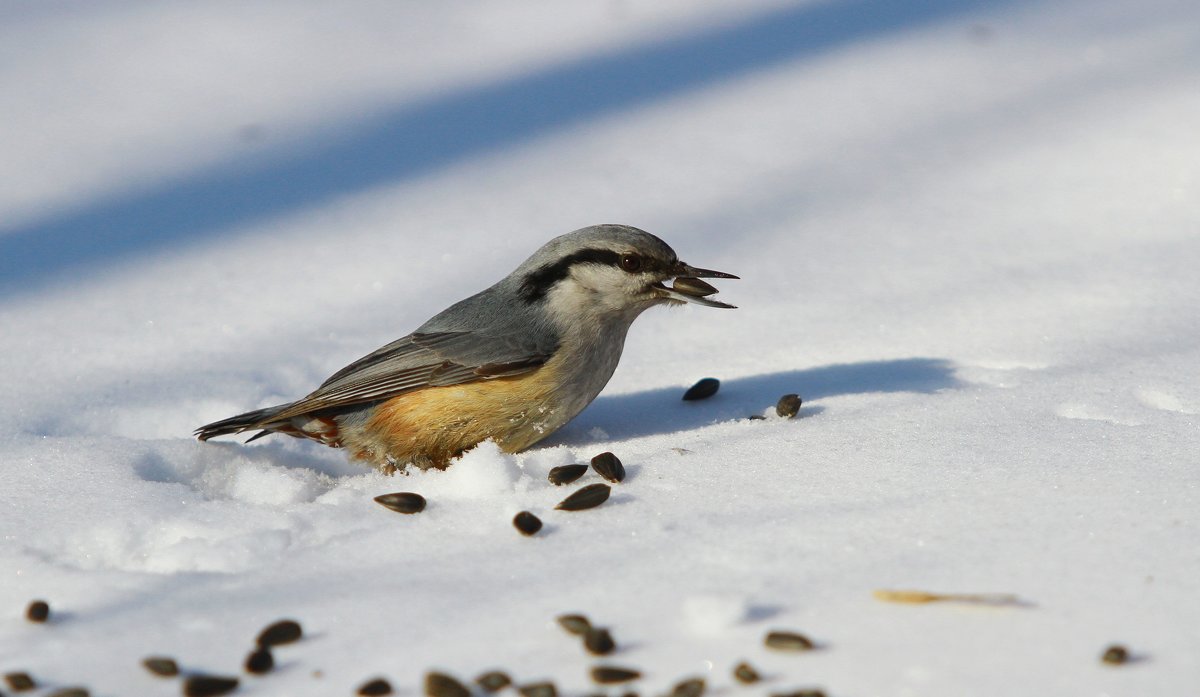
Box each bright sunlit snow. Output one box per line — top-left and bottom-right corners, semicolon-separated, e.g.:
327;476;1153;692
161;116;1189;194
1;1;1198;695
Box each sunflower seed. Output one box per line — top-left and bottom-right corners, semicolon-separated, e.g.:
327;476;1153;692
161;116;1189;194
4;672;36;691
770;691;826;697
746;414;767;420
590;452;625;483
591;666;640;684
257;618;303;647
142;656;180;677
548;464;588;486
620;692;640;697
764;630;815;651
518;682;557;697
513;511;543;536
183;675;239;697
359;677;394;696
426;671;470;697
556;613;592;635
374;492;427;514
1101;645;1129;665
476;671;512;692
672;678;705;697
775;394;802;418
682;378;720;401
24;600;49;623
672;277;719;298
556;483;611;511
47;689;89;697
244;647;274;674
583;627;616;655
732;662;761;684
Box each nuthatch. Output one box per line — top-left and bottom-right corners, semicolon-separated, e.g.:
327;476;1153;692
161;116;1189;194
196;224;737;472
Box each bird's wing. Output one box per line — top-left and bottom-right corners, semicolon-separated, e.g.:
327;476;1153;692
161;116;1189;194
268;330;556;421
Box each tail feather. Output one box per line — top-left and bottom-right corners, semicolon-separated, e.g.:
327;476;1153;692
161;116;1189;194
194;404;291;442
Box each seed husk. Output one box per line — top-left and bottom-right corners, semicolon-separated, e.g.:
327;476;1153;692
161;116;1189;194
513;511;543;536
591;666;641;684
374;492;427;514
672;277;719;298
556;613;592;635
518;682;557;697
5;672;36;691
590;452;625;483
682;378;720;401
244;647;274;674
770;691;826;697
256;618;303;647
672;678;705;697
548;464;587;486
426;671;471;697
47;689;89;697
1102;644;1129;665
25;600;49;623
359;677;394;696
775;394;802;418
764;630;815;651
732;662;761;684
142;656;180;677
475;671;512;692
583;627;616;655
746;414;767;421
183;675;239;697
556;483;611;511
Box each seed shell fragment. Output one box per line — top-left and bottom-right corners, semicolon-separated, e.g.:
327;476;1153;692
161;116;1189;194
476;671;512;693
682;378;720;401
257;619;303;647
556;483;611;511
25;600;50;623
426;671;471;697
872;589;1022;606
732;662;761;684
47;689;90;697
244;647;274;674
672;678;705;697
764;630;815;651
556;614;592;635
591;666;641;684
775;394;802;418
374;492;427;514
583;627;616;655
5;672;36;691
142;657;180;677
513;511;543;536
518;682;557;697
183;675;239;697
590;452;625;483
770;691;826;697
1101;645;1130;665
359;677;395;696
548;464;588;486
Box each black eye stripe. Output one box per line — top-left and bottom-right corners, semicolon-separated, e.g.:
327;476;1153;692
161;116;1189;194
519;248;673;302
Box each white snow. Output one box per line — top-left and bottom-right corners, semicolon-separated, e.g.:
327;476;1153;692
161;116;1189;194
2;0;1198;695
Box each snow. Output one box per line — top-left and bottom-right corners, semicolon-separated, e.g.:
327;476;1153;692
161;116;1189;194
2;0;1198;695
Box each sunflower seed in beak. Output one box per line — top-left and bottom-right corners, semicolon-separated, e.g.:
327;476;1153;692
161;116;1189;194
671;277;718;298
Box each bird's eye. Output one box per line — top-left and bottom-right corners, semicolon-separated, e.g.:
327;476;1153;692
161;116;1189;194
619;253;643;273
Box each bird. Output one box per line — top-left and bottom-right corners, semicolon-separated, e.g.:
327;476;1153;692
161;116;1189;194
195;224;737;473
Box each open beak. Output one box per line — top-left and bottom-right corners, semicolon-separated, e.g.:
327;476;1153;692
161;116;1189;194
657;261;739;309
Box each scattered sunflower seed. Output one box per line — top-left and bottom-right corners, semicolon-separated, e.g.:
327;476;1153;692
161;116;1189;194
732;662;761;684
672;678;705;697
244;647;274;674
682;378;720;401
1101;645;1130;665
583;627;616;655
770;690;826;697
183;674;239;697
359;677;394;696
556;614;592;635
548;464;588;486
374;492;427;514
47;689;89;697
764;630;815;651
518;682;557;697
5;672;36;691
621;692;640;697
513;511;543;536
25;600;49;623
590;452;625;483
426;671;471;697
746;414;767;421
556;483;611;511
142;657;180;677
476;671;512;693
257;619;303;647
590;666;641;684
775;394;802;418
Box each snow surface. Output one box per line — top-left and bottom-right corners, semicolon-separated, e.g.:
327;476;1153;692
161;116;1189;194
2;0;1198;695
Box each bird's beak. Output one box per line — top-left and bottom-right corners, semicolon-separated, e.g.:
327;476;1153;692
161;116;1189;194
658;261;739;309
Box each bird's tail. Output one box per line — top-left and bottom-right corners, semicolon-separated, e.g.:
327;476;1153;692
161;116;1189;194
194;403;293;442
